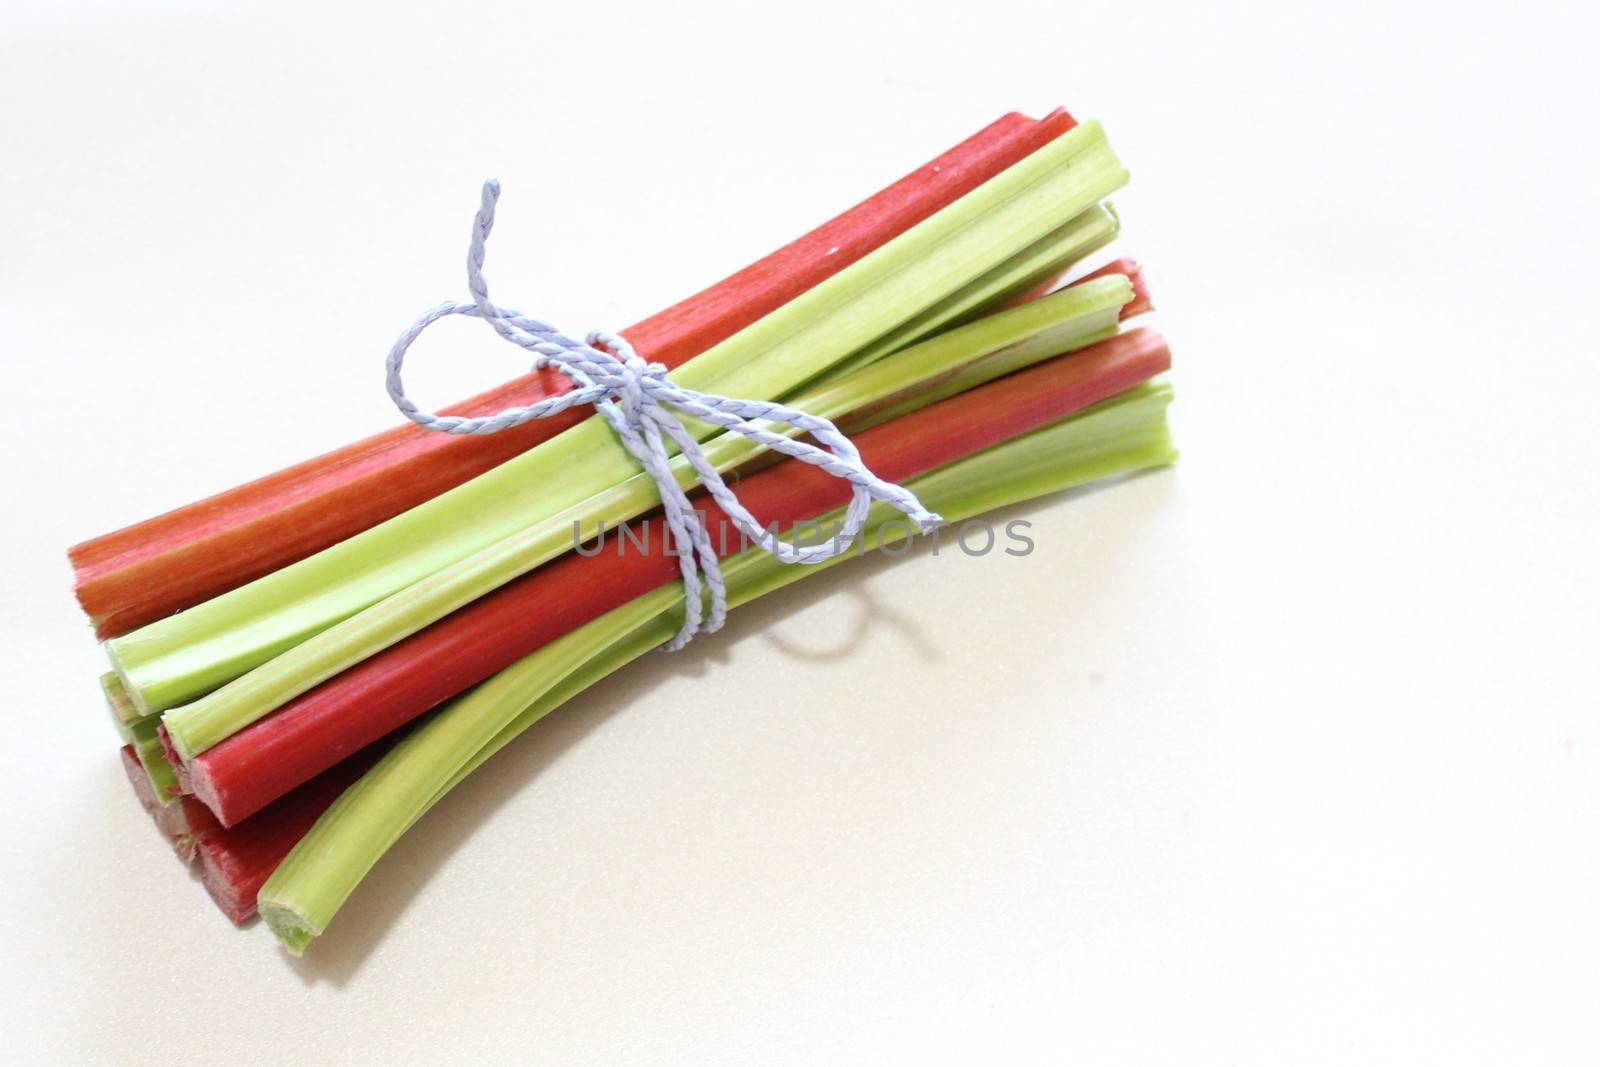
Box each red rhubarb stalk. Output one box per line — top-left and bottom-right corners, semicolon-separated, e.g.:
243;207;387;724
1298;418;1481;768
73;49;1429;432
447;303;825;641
188;325;1171;826
70;110;1079;638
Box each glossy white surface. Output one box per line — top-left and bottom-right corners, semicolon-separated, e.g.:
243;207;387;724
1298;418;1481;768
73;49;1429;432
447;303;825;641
3;1;1596;1062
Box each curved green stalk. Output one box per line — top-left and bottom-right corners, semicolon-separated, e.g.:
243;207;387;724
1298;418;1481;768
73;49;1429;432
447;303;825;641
110;121;1129;718
260;382;1176;954
161;275;1135;759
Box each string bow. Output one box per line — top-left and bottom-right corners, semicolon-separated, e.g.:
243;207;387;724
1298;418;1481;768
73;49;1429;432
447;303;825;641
386;180;941;650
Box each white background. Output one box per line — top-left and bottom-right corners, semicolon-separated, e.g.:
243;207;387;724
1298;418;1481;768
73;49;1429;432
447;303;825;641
3;1;1596;1063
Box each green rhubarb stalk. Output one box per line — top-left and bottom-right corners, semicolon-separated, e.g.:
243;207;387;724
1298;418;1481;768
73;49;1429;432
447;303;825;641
259;381;1176;953
108;120;1130;719
104;671;181;804
101;672;146;743
827;201;1118;378
161;274;1136;759
103;671;182;805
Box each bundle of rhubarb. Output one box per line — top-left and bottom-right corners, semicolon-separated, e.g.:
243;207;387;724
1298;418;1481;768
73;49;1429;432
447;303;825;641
74;109;1176;954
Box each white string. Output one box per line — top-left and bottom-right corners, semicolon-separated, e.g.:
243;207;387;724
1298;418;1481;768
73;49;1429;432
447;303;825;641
385;180;942;650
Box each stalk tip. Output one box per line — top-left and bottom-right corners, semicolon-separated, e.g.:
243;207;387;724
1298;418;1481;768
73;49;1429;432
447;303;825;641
259;896;320;956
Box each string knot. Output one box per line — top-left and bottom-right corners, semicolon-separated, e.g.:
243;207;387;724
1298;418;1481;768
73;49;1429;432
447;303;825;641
567;331;667;425
385;180;943;650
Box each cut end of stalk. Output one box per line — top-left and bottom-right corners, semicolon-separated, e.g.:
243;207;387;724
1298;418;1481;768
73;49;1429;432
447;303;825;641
1125;265;1153;318
127;716;182;807
159;716;197;765
103;641;152;719
119;745;186;841
69;547;121;640
196;840;261;925
188;759;227;828
258;896;319;956
1070;256;1153;319
119;745;219;859
101;672;143;742
155;721;195;789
